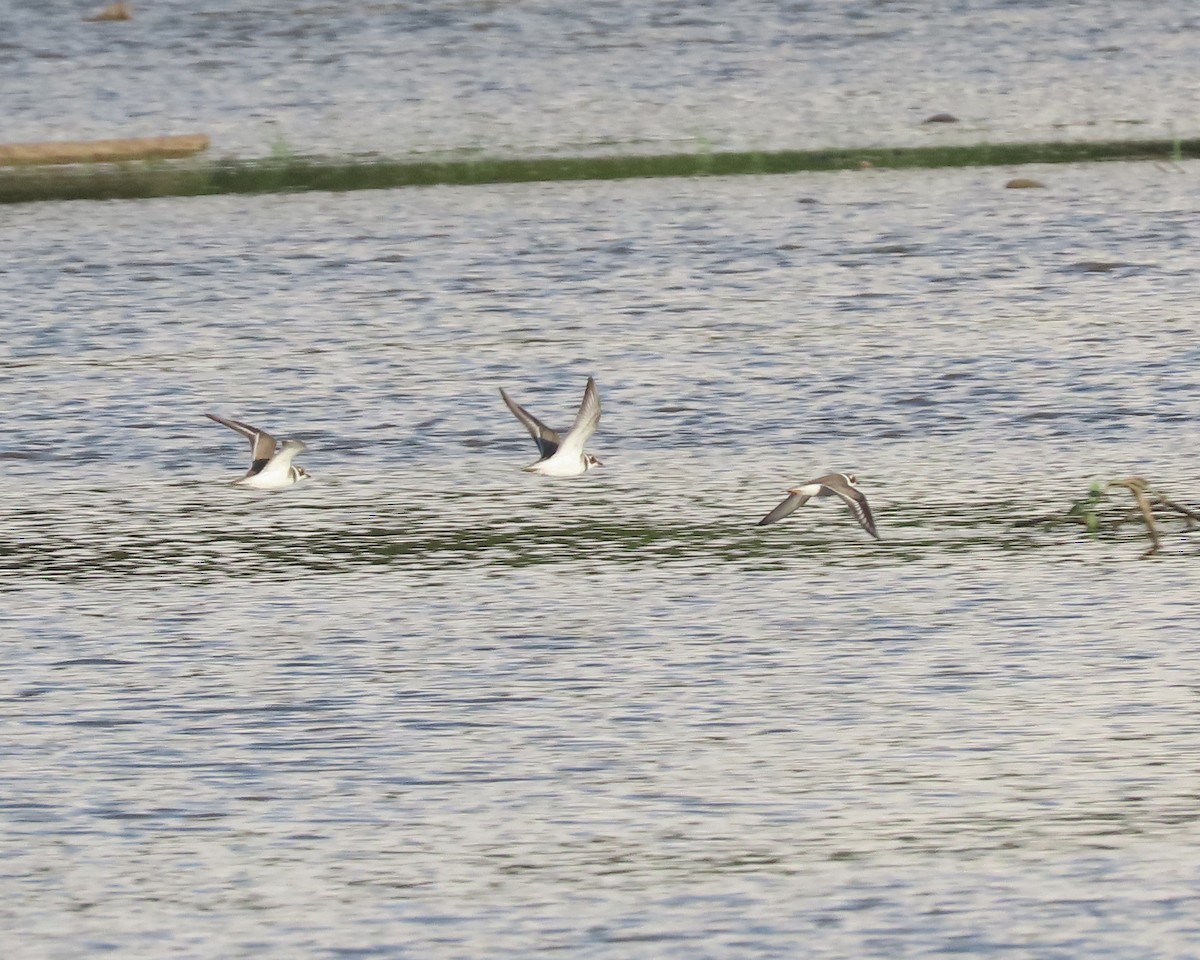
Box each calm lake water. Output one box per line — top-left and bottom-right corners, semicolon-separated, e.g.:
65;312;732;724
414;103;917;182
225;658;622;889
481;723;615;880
2;0;1198;159
3;160;1200;958
5;2;1200;956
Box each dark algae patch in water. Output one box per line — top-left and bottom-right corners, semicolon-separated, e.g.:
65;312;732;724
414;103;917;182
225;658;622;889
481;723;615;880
2;498;1194;587
2;137;1198;205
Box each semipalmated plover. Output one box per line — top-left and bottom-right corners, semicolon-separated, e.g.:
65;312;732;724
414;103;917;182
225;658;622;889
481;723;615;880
499;376;603;477
206;413;310;490
758;473;879;539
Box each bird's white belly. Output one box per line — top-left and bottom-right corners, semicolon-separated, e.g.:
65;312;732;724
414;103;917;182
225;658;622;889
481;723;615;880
239;463;299;490
526;454;587;478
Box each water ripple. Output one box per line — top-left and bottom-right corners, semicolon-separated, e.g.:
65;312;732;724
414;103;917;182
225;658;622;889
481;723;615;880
4;160;1200;958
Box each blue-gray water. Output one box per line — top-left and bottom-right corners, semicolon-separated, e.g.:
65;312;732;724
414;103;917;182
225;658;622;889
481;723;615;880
4;160;1200;958
2;0;1198;159
5;2;1200;957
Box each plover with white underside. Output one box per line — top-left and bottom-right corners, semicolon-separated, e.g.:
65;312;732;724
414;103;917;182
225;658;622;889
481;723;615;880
758;472;879;539
206;413;310;490
499;376;603;478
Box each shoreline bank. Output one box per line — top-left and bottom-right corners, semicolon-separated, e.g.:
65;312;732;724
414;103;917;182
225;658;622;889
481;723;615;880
1;136;1194;205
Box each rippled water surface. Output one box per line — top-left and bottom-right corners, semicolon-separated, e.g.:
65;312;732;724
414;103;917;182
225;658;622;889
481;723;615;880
3;0;1199;158
4;158;1200;957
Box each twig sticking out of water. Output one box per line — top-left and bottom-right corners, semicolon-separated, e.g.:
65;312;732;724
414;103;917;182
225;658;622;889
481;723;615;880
1028;477;1197;558
1105;478;1160;558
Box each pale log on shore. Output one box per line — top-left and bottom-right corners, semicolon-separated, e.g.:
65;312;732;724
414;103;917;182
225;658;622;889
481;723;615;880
0;133;210;167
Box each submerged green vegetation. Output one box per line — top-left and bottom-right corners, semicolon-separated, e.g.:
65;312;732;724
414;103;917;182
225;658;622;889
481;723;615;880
2;492;1194;586
1;136;1197;205
1020;477;1200;559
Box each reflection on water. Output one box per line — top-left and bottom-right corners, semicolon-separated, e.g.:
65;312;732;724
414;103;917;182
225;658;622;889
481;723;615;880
2;162;1200;957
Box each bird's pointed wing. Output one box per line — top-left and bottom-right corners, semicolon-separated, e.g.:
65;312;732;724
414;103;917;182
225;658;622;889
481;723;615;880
758;492;810;526
832;486;880;539
276;438;307;460
206;412;279;471
557;377;601;458
258;439;307;478
499;388;561;458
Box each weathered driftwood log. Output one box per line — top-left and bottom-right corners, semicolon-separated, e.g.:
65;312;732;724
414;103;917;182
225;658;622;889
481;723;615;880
0;133;209;167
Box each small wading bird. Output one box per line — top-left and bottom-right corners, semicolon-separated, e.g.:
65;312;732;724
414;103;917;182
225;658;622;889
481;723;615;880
499;376;603;478
206;413;310;490
758;473;879;539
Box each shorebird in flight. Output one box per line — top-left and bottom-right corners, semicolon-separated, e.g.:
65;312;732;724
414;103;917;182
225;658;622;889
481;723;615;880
758;473;879;539
206;413;310;490
499;376;603;478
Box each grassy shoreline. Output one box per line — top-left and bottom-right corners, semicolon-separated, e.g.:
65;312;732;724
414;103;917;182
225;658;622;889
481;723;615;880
1;136;1195;205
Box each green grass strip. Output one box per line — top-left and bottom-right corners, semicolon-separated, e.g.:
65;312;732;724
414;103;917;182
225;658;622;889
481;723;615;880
2;137;1196;205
